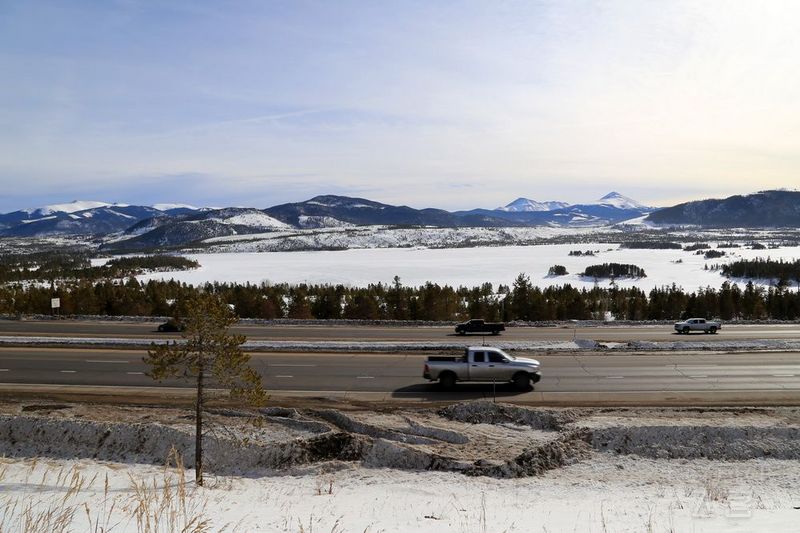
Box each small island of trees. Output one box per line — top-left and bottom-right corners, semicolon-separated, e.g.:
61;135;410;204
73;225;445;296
582;263;646;279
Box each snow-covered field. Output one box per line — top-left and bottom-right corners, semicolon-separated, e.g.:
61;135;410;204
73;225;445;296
2;456;798;532
137;242;800;292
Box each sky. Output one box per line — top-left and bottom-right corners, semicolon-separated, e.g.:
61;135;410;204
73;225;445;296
1;0;799;213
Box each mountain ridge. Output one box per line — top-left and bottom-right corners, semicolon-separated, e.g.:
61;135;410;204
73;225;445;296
645;190;800;227
4;190;794;249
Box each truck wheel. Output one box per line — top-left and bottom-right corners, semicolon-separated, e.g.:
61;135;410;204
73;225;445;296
439;372;456;389
458;331;466;336
512;372;531;391
682;327;690;334
709;326;717;334
491;330;499;335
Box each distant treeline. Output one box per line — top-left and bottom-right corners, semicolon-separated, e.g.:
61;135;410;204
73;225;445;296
2;275;799;321
0;254;198;283
620;241;682;250
721;259;800;283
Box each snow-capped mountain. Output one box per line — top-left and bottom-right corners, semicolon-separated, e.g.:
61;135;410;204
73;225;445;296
151;203;197;211
544;192;653;225
106;208;293;250
496;198;569;212
588;192;649;210
458;192;652;226
8;190;793;249
24;200;117;216
0;205;165;237
0;201;118;230
0;192;655;241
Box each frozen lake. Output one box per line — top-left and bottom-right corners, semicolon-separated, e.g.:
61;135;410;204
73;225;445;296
136;243;800;292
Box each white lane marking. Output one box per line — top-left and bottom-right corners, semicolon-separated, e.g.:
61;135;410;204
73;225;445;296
689;375;708;379
0;369;9;372
605;376;624;379
270;364;317;367
60;370;77;373
772;374;795;377
357;376;375;379
274;375;294;378
86;360;130;364
126;372;144;375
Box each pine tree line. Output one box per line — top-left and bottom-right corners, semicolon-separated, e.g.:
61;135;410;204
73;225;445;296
721;258;800;283
1;276;799;321
0;254;198;283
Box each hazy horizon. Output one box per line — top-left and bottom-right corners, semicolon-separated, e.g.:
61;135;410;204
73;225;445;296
4;187;797;215
2;1;799;212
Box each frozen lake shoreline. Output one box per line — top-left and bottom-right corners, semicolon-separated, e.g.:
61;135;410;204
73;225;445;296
135;243;800;292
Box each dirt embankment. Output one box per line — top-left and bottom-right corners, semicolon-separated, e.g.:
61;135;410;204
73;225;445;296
1;401;798;479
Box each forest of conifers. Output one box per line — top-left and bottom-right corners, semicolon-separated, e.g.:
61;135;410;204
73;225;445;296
2;274;799;321
2;253;799;321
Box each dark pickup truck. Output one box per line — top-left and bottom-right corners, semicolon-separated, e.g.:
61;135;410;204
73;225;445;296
454;319;505;335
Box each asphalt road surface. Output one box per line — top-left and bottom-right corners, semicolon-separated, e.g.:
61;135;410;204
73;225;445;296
2;319;800;343
2;347;799;399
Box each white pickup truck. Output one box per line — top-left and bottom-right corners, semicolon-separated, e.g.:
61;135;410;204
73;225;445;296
674;318;721;334
423;346;542;390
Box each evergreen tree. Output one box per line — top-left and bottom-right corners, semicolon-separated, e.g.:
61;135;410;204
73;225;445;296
144;293;265;486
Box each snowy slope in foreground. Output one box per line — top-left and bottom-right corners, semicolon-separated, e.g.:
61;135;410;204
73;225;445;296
2;457;797;532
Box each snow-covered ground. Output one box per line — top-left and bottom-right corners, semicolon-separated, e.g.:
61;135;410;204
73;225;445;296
2;456;798;532
136;242;800;292
3;399;800;532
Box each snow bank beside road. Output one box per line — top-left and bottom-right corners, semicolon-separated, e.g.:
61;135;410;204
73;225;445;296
4;335;800;352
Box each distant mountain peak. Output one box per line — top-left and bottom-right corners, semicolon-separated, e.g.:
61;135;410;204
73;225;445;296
496;197;568;212
591;192;649;210
24;200;116;216
152;203;198;211
305;195;384;209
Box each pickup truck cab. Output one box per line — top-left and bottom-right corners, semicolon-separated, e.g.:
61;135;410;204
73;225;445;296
424;346;541;390
674;318;721;334
454;319;505;336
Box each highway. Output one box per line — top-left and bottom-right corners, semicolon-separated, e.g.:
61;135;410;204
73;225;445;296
2;319;800;343
1;347;799;400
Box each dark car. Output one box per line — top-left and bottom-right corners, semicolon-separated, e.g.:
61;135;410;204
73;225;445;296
454;319;505;335
157;320;185;332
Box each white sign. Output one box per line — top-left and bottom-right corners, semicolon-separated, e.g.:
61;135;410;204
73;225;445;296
51;298;61;309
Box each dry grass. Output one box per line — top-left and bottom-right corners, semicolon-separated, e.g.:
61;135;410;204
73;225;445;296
0;448;222;532
702;476;729;502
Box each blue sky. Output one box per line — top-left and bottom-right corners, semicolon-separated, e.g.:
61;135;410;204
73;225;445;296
1;0;799;212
